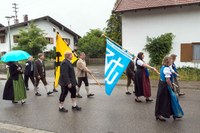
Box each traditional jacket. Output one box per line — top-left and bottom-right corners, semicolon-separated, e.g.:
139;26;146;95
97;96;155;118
76;58;90;78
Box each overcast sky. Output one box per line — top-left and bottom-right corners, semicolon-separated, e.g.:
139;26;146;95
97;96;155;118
0;0;116;36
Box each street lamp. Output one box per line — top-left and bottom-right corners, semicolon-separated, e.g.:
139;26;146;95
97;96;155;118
5;16;14;51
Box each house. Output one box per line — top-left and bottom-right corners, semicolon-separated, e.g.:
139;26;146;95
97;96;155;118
114;0;200;67
0;15;81;54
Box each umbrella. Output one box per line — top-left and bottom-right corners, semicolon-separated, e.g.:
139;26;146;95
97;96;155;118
1;50;31;62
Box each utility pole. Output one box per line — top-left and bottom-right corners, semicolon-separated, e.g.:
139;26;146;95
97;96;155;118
12;3;19;24
5;16;14;51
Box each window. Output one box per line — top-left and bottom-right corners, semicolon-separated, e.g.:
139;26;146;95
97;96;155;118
13;35;20;43
53;28;56;32
0;36;5;43
181;43;200;62
63;38;70;45
46;37;54;44
193;44;200;60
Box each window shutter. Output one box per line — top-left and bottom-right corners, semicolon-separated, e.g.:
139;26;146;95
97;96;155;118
180;43;193;62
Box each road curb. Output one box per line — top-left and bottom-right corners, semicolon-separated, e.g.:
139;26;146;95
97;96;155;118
90;82;200;90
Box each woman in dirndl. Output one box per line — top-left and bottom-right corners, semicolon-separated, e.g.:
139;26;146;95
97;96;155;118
155;56;184;121
3;62;26;104
134;52;156;102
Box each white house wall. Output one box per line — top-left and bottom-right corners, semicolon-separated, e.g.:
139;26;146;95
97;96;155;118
122;5;200;67
35;20;75;51
1;19;75;53
1;26;23;52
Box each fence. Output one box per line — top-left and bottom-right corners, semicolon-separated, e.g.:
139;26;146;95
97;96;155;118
86;58;105;65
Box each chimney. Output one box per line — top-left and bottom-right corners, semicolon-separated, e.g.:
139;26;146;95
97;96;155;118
24;15;28;22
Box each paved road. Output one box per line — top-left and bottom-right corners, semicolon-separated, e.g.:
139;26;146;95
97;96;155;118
0;66;200;133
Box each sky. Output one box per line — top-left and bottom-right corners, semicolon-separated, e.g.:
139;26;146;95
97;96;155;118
0;0;117;36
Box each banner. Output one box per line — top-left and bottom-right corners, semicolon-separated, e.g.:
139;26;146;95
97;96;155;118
104;38;132;95
54;33;78;88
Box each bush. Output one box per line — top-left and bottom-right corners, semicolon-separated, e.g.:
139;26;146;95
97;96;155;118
144;33;175;66
177;67;200;81
149;67;200;81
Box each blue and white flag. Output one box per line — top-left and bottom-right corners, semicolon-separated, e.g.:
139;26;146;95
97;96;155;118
105;39;132;96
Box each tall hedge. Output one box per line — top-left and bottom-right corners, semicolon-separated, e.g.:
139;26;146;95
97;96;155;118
144;33;175;66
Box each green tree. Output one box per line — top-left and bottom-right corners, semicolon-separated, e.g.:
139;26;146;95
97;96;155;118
144;33;175;66
45;46;56;59
105;12;122;45
77;29;105;58
13;22;48;57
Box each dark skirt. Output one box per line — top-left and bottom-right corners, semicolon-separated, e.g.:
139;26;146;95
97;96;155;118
3;78;14;101
155;81;173;118
134;69;151;97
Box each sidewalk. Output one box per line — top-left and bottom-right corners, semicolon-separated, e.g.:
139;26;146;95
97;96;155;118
89;78;200;90
87;65;200;90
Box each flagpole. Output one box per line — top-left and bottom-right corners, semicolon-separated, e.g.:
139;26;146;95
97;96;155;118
102;34;160;75
89;73;103;88
102;34;133;56
63;40;79;60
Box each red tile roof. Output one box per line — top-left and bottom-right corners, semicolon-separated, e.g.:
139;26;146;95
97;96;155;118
114;0;200;12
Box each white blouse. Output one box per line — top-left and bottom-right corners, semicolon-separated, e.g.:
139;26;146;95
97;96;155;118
136;59;144;66
163;67;172;78
169;65;175;73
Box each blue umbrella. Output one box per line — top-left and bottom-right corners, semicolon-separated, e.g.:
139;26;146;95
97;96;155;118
1;50;31;62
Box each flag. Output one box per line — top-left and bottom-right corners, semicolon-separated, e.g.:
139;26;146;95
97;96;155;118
54;33;78;88
104;38;132;96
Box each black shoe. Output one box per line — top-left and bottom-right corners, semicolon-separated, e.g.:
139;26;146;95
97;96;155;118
146;99;153;102
135;98;142;103
87;94;94;98
156;116;166;122
35;92;41;96
59;107;68;112
53;89;58;92
72;105;82;111
47;91;53;96
126;91;132;95
76;94;83;98
178;93;185;96
12;100;18;104
173;116;182;120
21;101;26;104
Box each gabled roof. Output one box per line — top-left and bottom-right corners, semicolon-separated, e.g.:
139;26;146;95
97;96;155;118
114;0;200;12
0;16;81;38
0;24;4;28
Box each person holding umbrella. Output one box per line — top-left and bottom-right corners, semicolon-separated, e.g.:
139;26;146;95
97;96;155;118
2;50;30;104
3;61;26;104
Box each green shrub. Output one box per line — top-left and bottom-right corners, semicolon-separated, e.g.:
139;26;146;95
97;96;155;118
144;33;175;66
149;67;200;81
